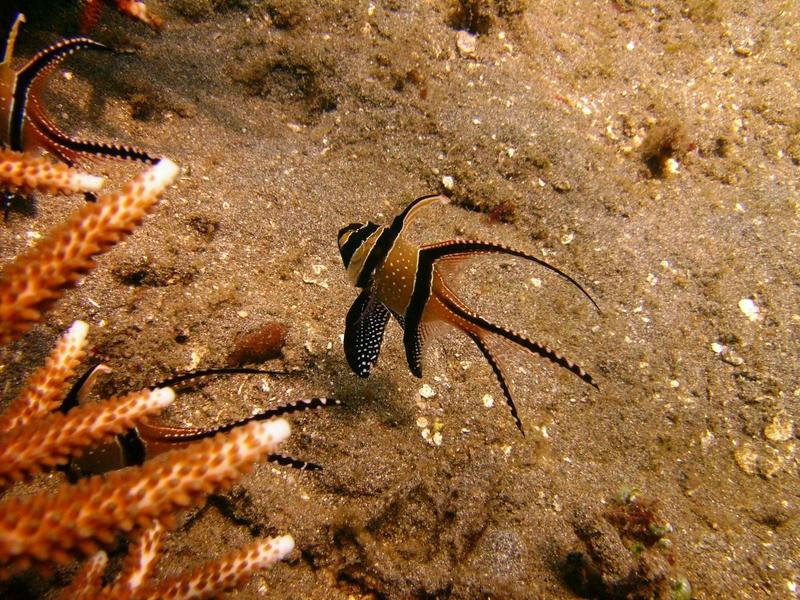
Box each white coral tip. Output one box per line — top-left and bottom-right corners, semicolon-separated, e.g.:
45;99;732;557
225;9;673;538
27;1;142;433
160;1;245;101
77;173;105;192
149;387;176;408
68;320;89;341
149;158;180;187
251;418;291;446
270;534;295;560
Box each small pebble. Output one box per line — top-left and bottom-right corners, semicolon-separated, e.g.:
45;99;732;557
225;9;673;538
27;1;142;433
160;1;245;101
482;394;494;408
720;348;744;366
734;443;759;475
419;384;436;399
764;412;794;442
456;31;477;56
738;298;759;321
664;157;680;175
552;179;572;193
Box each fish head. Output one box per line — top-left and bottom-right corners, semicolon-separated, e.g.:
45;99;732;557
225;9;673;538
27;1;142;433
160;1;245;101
338;221;382;287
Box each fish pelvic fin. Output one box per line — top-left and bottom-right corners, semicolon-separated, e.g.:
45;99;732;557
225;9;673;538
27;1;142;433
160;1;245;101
464;331;525;435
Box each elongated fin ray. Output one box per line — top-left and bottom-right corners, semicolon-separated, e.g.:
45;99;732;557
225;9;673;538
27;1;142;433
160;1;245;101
268;453;322;471
11;37;110;150
421;239;600;312
465;331;524;434
344;290;391;377
31;118;159;165
438;288;598;389
150;366;290;390
137;397;340;444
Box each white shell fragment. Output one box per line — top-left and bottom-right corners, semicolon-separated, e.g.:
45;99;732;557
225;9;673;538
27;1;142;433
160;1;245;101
482;394;494;408
738;298;759;321
456;31;477;56
419;384;436;399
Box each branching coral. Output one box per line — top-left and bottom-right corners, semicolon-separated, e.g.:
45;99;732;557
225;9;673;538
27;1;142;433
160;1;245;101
0;158;179;345
0;150;105;197
57;521;295;599
0;412;292;577
0;160;297;596
0;318;295;594
79;0;164;32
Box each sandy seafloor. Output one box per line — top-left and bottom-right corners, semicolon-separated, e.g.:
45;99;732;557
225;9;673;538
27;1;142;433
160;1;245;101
1;1;798;598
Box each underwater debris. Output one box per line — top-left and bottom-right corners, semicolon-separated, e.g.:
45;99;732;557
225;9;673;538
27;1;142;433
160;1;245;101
640;119;690;178
564;492;692;600
227;321;289;366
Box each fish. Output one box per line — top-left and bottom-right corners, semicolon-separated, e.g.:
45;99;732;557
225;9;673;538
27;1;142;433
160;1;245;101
337;194;599;434
62;366;338;478
0;12;157;167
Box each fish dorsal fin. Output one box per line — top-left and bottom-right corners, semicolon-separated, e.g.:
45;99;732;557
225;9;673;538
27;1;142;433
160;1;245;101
389;193;449;233
421;238;600;313
2;13;24;67
354;194;448;289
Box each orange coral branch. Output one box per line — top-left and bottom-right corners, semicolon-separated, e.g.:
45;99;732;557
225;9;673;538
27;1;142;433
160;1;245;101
115;0;164;29
80;0;164;32
137;534;295;600
0;387;175;487
0;320;89;433
0;150;105;197
56;550;108;600
110;520;166;596
0;418;290;577
0;158;179;345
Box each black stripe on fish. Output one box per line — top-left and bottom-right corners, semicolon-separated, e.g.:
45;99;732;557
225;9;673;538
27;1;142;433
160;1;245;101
344;289;391;377
402;244;436;377
339;222;380;271
355;193;444;289
118;428;147;466
10;36;110;151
